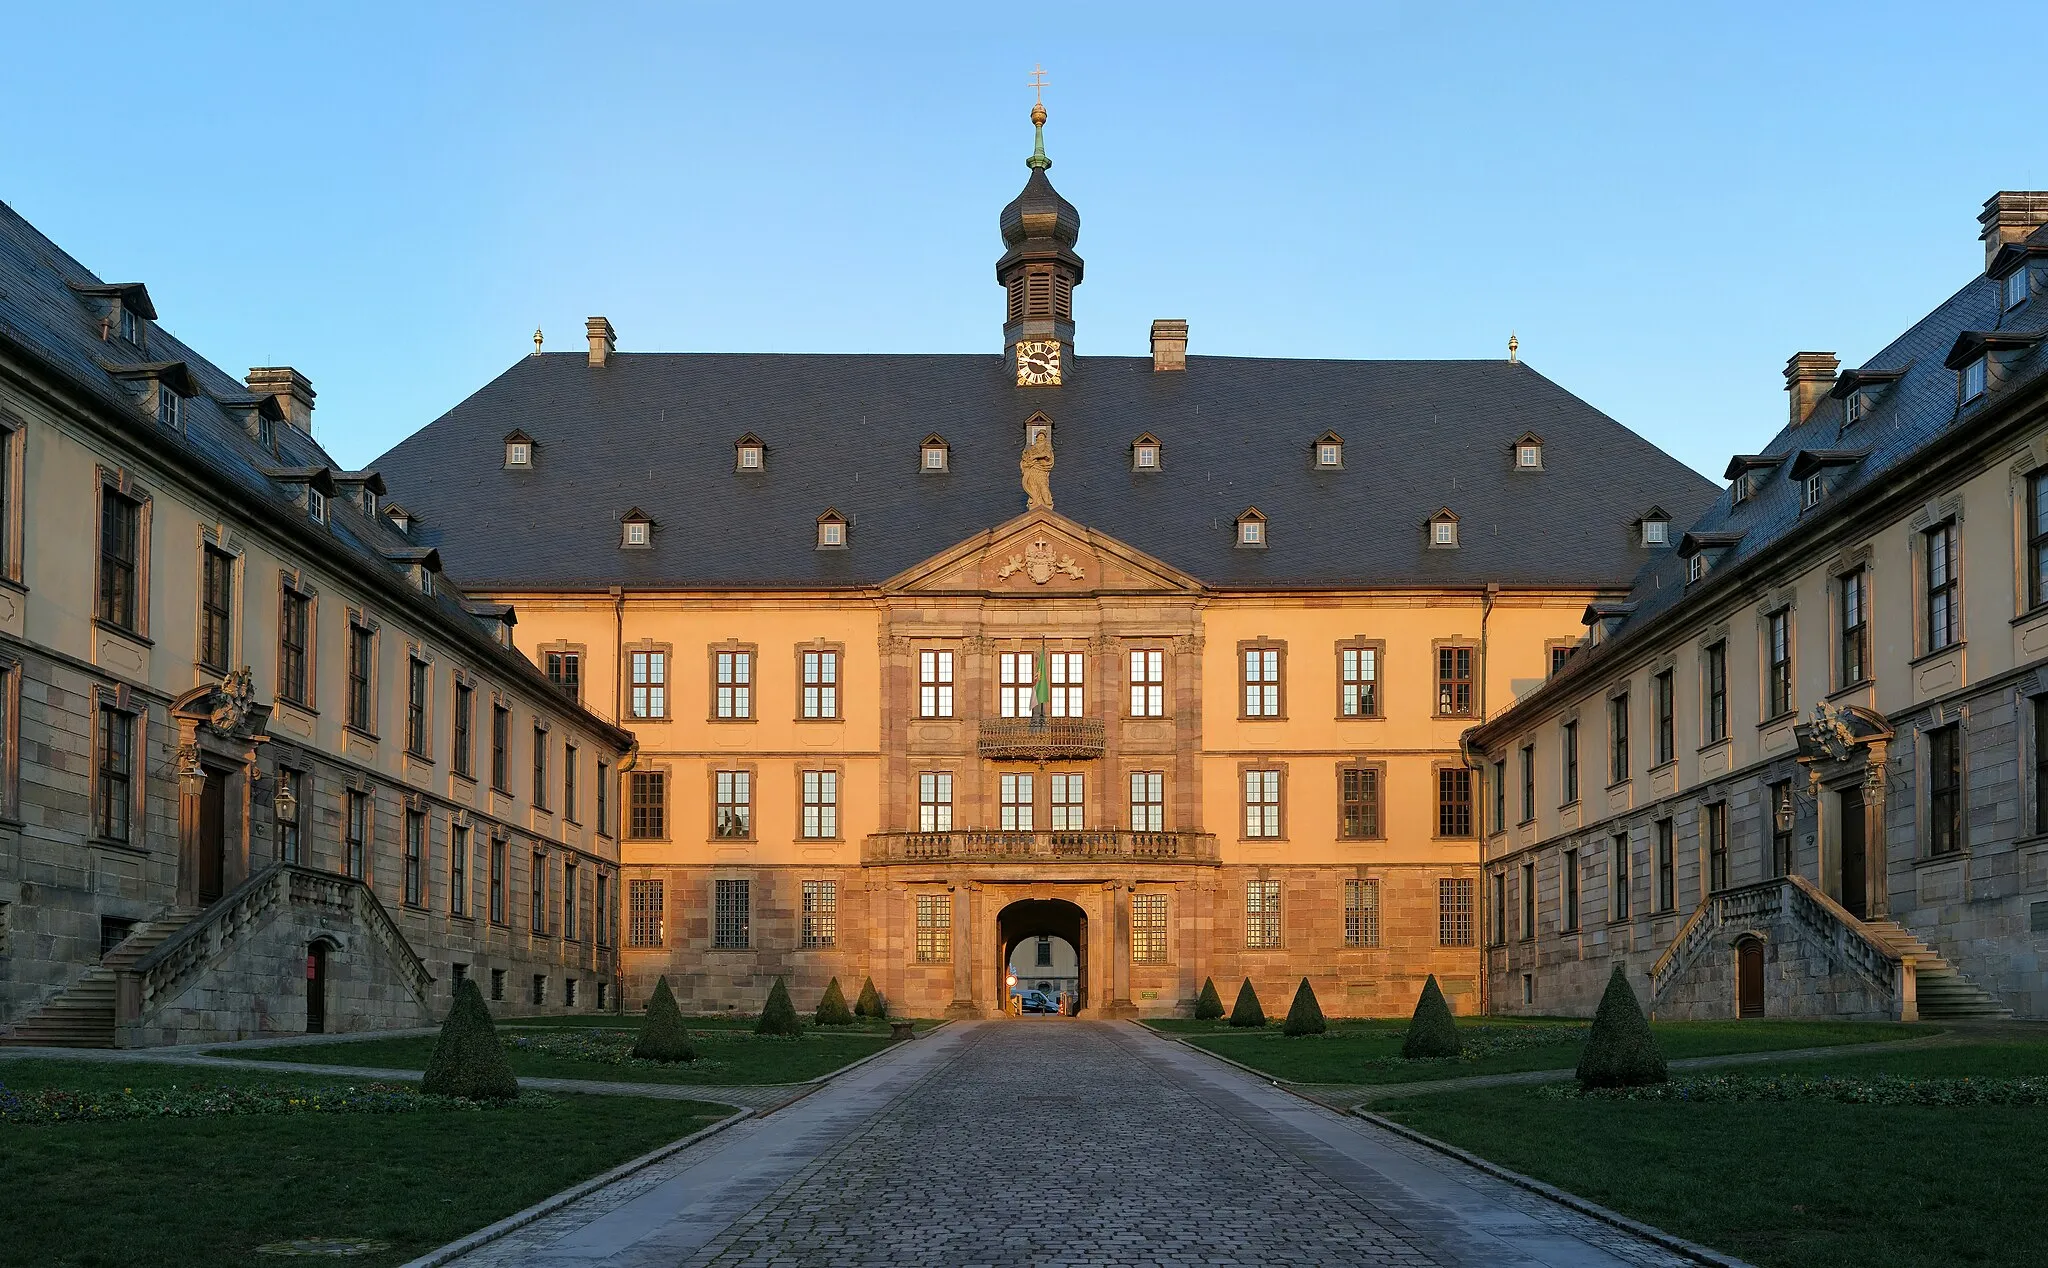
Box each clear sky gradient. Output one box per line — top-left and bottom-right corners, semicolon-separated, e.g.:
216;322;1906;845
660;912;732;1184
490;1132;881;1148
2;3;2021;477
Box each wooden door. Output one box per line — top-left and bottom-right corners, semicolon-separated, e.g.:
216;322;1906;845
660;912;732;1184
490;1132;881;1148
306;943;327;1034
1737;939;1764;1019
1838;790;1868;919
197;774;226;904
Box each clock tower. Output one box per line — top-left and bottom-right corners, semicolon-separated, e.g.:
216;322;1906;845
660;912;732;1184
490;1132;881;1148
998;98;1083;387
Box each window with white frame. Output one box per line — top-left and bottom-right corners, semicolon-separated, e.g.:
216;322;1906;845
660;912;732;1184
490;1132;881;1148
714;649;752;719
1050;773;1084;830
998;652;1036;718
1129;649;1165;717
1316;441;1342;468
1133;437;1160;469
1432;518;1458;547
1244;879;1281;948
801;769;837;838
2007;269;2030;310
817;518;844;548
919;650;954;717
623;519;648;546
1049;652;1083;717
1238;516;1264;546
1341;644;1378;717
1000;773;1034;831
1962;356;1987;402
714;770;751;838
506;440;532;467
1243;769;1282;838
630;650;667;718
801;649;839;719
918;772;953;831
1516;442;1542;469
1243;646;1282;717
1129;771;1164;831
1641;517;1670;547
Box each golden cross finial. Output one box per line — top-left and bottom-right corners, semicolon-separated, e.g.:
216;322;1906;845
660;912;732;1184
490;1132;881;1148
1029;64;1048;106
532;327;543;356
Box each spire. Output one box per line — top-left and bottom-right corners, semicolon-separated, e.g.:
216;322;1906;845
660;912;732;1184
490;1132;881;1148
998;67;1083;381
1027;64;1051;171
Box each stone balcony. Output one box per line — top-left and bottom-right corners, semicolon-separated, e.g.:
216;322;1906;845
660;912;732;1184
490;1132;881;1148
976;716;1106;761
863;828;1220;866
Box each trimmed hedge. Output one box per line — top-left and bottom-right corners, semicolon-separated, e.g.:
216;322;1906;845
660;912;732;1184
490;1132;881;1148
632;975;697;1063
815;977;854;1026
1282;977;1327;1036
756;976;804;1037
855;977;885;1019
1400;974;1461;1058
1229;978;1267;1028
422;977;519;1100
1576;963;1668;1088
1194;977;1225;1021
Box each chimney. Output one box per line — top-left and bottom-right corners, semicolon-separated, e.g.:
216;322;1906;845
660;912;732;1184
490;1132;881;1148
246;366;315;433
586;316;616;368
1783;352;1839;425
1150;319;1188;372
1979;192;2048;268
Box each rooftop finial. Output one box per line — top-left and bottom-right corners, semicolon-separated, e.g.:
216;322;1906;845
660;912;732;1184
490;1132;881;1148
1507;332;1519;364
533;327;543;356
1027;64;1051;171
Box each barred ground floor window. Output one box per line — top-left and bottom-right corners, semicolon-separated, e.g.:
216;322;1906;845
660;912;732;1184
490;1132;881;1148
1439;877;1474;946
915;892;951;962
714;878;751;948
628;879;664;946
1245;878;1281;948
803;879;837;948
1131;893;1167;963
1344;878;1380;947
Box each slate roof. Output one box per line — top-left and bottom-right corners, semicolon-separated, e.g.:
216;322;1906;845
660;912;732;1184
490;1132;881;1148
371;352;1718;592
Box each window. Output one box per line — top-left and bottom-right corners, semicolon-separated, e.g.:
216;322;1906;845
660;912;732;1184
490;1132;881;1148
919;650;954;718
449;823;468;916
1340;644;1378;717
2030;470;2048;611
1491;759;1506;835
564;979;578;1007
1516;442;1542;469
562;861;579;941
1704;642;1728;743
94;703;134;842
1048;652;1084;718
1609;693;1630;784
1641;518;1670;547
277;768;303;863
1844;390;1868;426
1839;569;1869;686
404;810;425;907
801;650;840;719
1769;780;1794;878
199;546;234;672
630;650;667;719
1520;860;1536;940
1315;440;1343;468
714;649;753;719
1653;670;1675;765
506;440;532;467
1242;646;1282;718
532;726;550;810
817;517;845;549
485;843;505;921
530;852;548;932
714;770;751;838
1129;650;1165;717
1436;647;1473;716
802;769;838;838
1245;879;1281;948
2006;269;2030;310
999;773;1034;831
915;893;951;962
1706;802;1728;893
98;489;142;632
1655;819;1675;912
802;880;838;948
452;682;473;777
623;518;649;547
532;975;547;1006
1129;771;1164;831
1131;894;1167;963
1490;873;1506;947
1687;553;1707;585
629;770;666;839
346;620;375;734
563;743;578;823
1438;767;1473;838
1803;472;1826;511
1340;767;1380;839
2035;697;2048;837
307;487;327;524
997;652;1035;718
1610;833;1631;920
1036;935;1053;966
344;790;368;879
922;439;949;471
157;384;183;431
1050;773;1084;830
1550;645;1572;677
597;760;610;836
544;651;581;703
1243;769;1282;838
596;872;613;947
1926;522;1959;652
1766;609;1793;718
1343;879;1380;947
736;439;764;471
491;704;511;791
1561;721;1579;804
1962;355;1987;402
1432;517;1458;547
1132;437;1160;470
490;969;505;1001
1438;877;1474;946
406;657;429;757
1519;745;1535;823
1928;725;1962;857
919;772;953;831
1562;849;1580;931
628;879;664;946
1237;516;1265;546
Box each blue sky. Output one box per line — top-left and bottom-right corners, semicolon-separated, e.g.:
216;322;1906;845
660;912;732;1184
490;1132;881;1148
2;3;2016;476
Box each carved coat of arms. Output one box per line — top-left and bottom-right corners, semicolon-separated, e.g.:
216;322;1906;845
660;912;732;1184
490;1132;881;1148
997;537;1085;585
208;668;259;739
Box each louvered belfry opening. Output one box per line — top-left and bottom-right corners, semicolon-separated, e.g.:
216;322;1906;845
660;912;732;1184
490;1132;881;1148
1026;269;1054;318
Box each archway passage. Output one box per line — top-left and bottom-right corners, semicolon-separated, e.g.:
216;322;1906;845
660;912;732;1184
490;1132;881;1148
1736;937;1765;1019
997;899;1086;1015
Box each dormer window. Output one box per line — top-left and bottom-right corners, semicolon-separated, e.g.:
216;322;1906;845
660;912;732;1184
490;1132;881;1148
1429;509;1460;548
1804;472;1825;509
1639;511;1670;547
363;491;378;518
1132;434;1161;472
1679;530;1742;584
1313;432;1343;469
1513;433;1544;471
1024;412;1053;449
1844;390;1867;426
417;568;434;596
504;430;536;469
156;384;185;431
1962;356;1987;402
920;435;950;472
620;508;654;549
735;434;766;473
1235;507;1267;548
1687;553;1706;583
2006;268;2030;310
71;281;155;351
307;488;327;524
816;509;848;550
384;504;412;536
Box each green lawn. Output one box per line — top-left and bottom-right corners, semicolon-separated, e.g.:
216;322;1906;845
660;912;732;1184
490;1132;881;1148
1375;1041;2048;1268
1146;1017;1931;1085
0;1059;727;1268
216;1025;895;1085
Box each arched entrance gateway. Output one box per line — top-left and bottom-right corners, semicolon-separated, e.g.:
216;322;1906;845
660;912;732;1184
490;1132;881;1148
997;898;1086;1014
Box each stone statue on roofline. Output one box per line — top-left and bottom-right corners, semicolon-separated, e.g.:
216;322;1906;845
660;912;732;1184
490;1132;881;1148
1021;429;1054;510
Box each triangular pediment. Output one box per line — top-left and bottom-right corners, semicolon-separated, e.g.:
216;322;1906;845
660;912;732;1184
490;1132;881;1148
881;509;1205;596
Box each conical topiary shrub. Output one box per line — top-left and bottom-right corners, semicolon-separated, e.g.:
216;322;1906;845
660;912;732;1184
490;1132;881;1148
855;976;885;1019
815;977;854;1026
421;977;519;1100
755;976;803;1036
633;975;697;1063
1229;978;1267;1028
1401;973;1461;1058
1194;977;1225;1021
1576;963;1668;1088
1282;977;1327;1037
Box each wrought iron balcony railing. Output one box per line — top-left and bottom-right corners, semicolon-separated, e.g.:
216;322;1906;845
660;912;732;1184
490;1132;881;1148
976;716;1106;761
863;828;1220;865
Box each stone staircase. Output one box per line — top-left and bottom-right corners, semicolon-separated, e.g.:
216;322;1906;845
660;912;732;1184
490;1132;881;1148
0;911;198;1048
1859;918;2014;1020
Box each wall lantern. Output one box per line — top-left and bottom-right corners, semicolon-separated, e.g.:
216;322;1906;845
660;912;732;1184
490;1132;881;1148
178;747;207;799
1773;785;1796;834
274;778;299;825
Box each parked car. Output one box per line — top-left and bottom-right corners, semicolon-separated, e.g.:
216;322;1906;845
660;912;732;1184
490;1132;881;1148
1015;989;1058;1014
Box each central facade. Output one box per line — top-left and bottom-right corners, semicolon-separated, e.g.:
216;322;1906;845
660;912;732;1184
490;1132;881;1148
373;108;1716;1018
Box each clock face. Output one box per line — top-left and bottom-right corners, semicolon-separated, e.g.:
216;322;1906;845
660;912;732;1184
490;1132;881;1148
1015;339;1062;387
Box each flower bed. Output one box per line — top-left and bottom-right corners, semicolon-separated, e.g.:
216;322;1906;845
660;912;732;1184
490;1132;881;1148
1538;1073;2048;1106
0;1079;547;1126
506;1028;681;1067
1354;1024;1589;1069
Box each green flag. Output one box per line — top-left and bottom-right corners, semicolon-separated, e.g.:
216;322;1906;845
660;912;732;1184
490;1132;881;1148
1035;648;1049;711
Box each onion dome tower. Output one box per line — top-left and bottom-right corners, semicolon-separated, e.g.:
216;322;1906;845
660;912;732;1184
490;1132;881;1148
998;98;1083;386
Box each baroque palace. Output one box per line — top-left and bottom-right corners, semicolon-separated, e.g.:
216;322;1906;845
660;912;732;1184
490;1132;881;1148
374;106;1714;1019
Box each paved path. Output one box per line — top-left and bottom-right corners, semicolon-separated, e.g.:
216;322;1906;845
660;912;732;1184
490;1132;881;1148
443;1021;1700;1268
